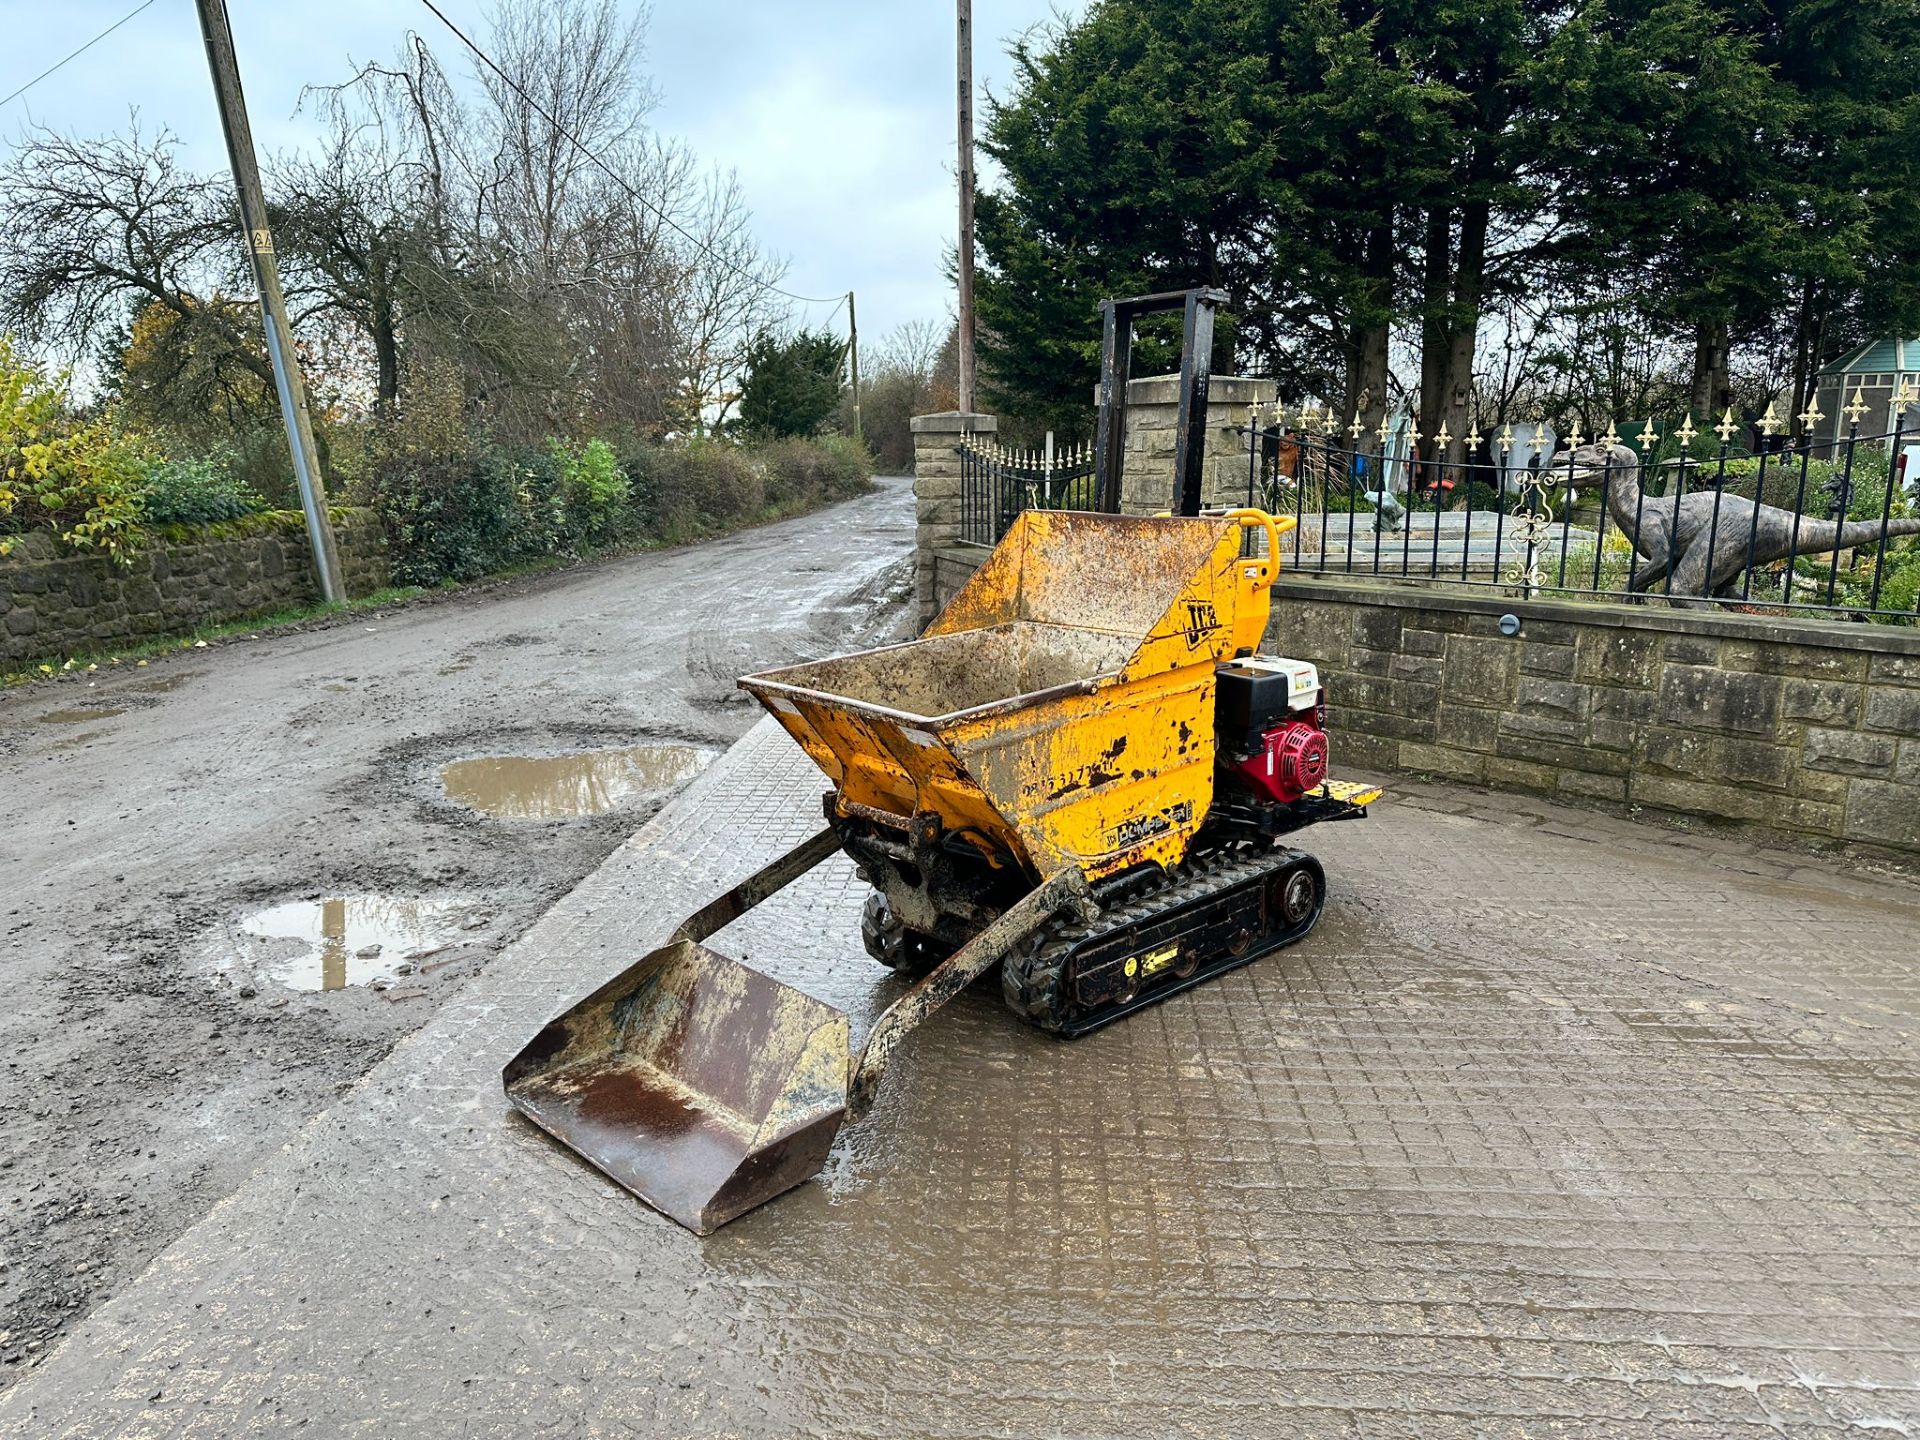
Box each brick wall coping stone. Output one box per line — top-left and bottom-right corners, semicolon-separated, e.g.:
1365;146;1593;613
910;412;999;435
1089;373;1274;408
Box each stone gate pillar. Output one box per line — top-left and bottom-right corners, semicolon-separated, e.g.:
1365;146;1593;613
910;410;996;628
1097;374;1276;515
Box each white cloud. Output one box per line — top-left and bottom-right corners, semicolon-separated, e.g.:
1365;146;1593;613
0;0;1082;347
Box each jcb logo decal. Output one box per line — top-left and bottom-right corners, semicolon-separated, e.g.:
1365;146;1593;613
1181;600;1219;649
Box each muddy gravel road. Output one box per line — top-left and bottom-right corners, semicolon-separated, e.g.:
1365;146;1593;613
0;480;914;1380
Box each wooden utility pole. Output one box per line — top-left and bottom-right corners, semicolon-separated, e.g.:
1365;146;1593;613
195;0;345;604
847;290;863;443
956;0;977;415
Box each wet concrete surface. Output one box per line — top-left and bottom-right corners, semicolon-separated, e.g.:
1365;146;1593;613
4;719;1917;1437
0;482;915;1383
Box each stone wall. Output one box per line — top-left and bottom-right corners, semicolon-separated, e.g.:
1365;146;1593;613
1;509;388;667
1101;373;1276;516
910;410;996;626
914;369;1920;855
1267;577;1920;854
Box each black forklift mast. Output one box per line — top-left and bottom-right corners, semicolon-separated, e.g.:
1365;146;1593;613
1092;287;1231;518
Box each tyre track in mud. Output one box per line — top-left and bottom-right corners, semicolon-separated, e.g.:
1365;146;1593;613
0;480;914;1381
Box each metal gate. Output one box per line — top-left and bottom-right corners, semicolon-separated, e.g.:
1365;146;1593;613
958;439;1098;545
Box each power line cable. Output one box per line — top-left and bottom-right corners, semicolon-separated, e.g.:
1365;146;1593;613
0;0;160;109
416;0;845;312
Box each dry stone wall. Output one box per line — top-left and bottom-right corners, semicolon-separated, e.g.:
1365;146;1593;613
0;509;387;667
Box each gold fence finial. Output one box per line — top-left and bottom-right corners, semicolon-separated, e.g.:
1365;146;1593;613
1638;419;1660;450
1676;414;1698;449
1844;388;1870;426
1799;399;1825;433
1758;401;1781;438
1714;408;1738;444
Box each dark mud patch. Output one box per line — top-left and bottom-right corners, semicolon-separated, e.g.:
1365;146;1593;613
807;555;915;652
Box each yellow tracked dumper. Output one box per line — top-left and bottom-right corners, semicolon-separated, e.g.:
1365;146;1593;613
503;503;1380;1233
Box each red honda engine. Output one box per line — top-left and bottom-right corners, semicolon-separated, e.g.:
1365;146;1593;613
1233;715;1330;804
1216;656;1331;806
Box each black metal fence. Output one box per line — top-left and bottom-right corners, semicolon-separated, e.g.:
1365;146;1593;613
1240;403;1920;621
958;439;1100;545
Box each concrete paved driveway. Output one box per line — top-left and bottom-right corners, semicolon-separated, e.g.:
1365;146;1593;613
4;720;1918;1438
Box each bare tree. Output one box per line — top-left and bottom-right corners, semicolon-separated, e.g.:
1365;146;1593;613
270;117;441;416
0;1;794;449
671;167;790;431
0;120;261;385
472;0;657;281
857;319;959;469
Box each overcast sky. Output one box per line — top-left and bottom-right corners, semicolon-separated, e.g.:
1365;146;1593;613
0;0;1083;349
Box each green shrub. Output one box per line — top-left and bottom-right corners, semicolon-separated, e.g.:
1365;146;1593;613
371;446;553;585
1711;453;1915;523
549;436;630;542
1874;549;1920;615
374;430;874;581
675;439;765;528
810;433;877;498
1449;479;1502;513
137;453;268;525
1791;542;1920;621
757;437;822;508
1545;540;1635;597
622;445;675;537
757;433;875;508
223;424;305;511
0;338;146;564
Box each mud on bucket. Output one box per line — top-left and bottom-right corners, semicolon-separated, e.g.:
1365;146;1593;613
503;939;852;1234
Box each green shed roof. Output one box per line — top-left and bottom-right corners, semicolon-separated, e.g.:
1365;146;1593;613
1820;337;1920;376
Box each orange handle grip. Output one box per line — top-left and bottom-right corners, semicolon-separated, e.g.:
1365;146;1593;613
1225;508;1284;583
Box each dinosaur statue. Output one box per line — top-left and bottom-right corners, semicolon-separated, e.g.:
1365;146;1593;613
1547;442;1920;604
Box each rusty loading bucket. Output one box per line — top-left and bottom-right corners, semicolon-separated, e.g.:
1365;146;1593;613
503;829;1092;1234
504;937;852;1234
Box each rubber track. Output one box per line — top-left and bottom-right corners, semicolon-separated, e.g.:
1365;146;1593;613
1001;844;1305;1036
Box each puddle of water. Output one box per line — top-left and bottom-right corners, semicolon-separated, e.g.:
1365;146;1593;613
132;671;198;694
441;745;710;820
38;706;125;725
226;895;482;992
